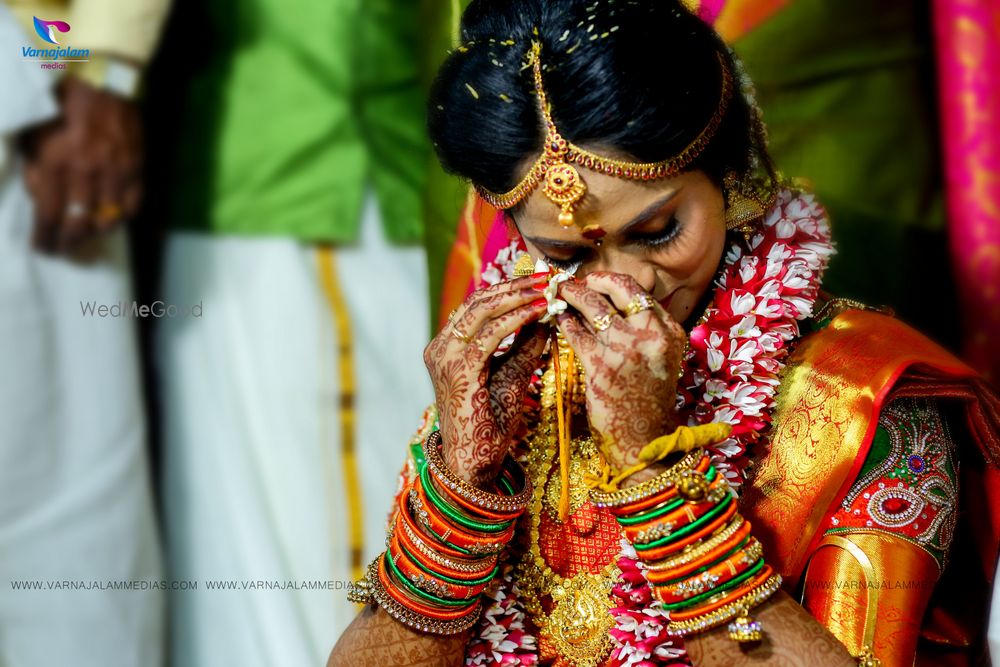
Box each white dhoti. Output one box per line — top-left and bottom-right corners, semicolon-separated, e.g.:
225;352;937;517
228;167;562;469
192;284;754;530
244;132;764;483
0;7;164;667
158;195;433;667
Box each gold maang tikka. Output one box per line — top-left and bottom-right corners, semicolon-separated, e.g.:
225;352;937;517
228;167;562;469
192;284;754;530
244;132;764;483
476;41;735;243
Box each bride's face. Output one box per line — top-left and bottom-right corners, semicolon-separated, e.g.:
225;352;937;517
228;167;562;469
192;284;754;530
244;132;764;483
512;169;727;325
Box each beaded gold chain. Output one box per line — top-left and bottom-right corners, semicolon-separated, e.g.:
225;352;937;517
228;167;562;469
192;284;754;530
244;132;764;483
512;342;621;667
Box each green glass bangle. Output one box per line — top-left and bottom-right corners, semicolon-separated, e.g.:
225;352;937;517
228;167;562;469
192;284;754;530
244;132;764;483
423;430;531;515
398;542;498;586
383;551;476;608
634;495;734;552
617;496;685;527
421;462;513;532
416;521;498;558
656;535;751;588
656;558;765;611
410;503;475;556
497;472;516;495
420;463;513;533
617;468;717;526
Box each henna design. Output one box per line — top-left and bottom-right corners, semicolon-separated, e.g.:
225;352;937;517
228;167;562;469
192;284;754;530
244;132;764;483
684;592;855;667
424;281;547;487
556;314;598;354
557;281;686;469
327;605;471;667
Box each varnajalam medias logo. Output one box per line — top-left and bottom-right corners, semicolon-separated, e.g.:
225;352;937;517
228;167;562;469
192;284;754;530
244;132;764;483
33;17;70;44
23;17;90;67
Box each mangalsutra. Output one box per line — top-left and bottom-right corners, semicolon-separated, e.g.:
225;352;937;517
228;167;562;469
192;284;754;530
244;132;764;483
513;343;620;667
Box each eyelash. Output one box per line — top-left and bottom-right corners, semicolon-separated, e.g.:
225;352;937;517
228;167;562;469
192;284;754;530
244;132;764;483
635;216;683;249
545;256;583;271
542;217;683;270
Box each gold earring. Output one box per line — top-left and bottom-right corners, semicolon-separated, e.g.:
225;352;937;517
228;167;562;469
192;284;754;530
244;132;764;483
724;171;766;242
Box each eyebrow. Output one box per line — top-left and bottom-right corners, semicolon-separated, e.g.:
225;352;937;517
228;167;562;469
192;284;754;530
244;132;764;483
522;189;682;249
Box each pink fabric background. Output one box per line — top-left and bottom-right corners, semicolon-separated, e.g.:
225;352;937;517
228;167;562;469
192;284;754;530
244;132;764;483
934;0;1000;384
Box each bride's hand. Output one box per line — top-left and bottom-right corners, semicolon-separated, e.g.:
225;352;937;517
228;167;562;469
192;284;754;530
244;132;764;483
423;275;550;487
555;272;687;470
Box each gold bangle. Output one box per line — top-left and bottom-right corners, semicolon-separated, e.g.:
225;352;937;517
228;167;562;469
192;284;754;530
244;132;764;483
363;557;483;635
408;489;509;556
399;515;498;575
423;430;532;515
664;573;782;637
645;515;747;572
590;448;703;509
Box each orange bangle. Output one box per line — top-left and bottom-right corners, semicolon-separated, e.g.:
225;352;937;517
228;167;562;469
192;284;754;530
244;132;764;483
609;456;713;517
413;473;516;545
430;465;525;521
646;521;752;584
651;538;763;605
423;430;531;515
636;501;738;562
410;476;514;555
397;486;473;560
388;537;493;601
622;495;720;544
377;553;478;621
394;512;497;580
667;565;775;622
391;528;498;585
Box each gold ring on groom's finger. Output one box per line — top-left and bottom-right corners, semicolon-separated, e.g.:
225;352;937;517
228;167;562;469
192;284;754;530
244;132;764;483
95;202;123;224
451;326;472;343
623;293;656;317
593;313;614;332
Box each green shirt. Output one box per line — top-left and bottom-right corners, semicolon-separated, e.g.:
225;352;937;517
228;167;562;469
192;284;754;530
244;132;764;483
168;0;430;244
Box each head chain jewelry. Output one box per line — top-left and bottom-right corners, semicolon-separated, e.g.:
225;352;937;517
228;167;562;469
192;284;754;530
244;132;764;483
475;40;734;241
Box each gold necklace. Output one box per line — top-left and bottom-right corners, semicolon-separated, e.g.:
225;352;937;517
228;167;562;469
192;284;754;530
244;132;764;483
513;343;621;667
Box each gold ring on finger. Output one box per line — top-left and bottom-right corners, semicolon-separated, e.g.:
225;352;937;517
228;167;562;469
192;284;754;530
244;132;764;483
447;308;459;323
624;293;656;317
593;313;615;332
470;338;487;353
96;202;123;223
451;326;472;343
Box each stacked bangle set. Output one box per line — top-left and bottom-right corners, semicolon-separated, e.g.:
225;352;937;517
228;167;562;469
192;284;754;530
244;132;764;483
351;425;778;643
592;448;782;643
348;429;531;634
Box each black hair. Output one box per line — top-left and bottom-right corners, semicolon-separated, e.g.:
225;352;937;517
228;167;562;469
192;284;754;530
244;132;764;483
427;0;773;196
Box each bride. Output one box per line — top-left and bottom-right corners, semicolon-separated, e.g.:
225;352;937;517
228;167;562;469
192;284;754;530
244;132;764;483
328;1;1000;665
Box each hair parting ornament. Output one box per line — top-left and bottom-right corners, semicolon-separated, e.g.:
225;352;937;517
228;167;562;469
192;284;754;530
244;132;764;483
475;40;735;241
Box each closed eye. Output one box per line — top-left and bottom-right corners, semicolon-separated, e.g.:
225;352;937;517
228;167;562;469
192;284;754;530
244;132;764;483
534;215;682;269
632;216;682;249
